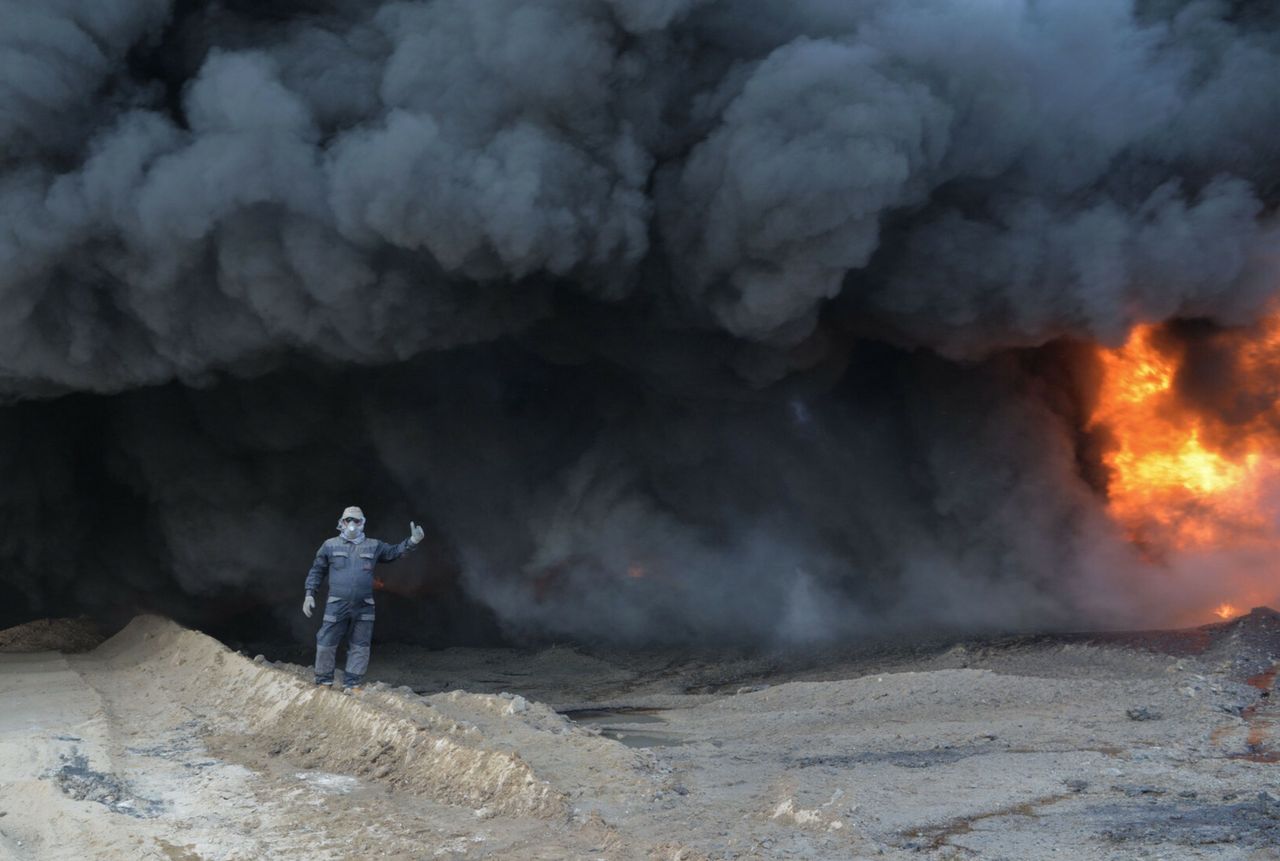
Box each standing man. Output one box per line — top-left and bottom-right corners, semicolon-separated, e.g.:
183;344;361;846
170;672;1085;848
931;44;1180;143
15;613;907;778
302;506;424;691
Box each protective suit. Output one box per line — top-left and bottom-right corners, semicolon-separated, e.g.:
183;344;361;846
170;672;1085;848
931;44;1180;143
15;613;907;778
303;506;423;689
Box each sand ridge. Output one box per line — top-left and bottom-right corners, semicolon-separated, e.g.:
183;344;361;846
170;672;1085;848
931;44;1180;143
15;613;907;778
90;616;569;818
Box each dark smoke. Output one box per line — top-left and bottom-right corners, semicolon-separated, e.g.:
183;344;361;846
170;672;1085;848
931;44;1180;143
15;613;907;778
3;0;1279;643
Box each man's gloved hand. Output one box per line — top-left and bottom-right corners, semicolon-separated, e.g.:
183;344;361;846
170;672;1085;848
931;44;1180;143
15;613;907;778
303;595;315;618
410;521;425;545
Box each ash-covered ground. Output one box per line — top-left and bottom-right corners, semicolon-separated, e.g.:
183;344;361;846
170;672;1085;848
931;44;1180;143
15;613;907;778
1;609;1278;860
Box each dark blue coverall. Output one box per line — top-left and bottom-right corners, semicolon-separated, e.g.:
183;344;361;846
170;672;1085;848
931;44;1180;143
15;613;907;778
305;534;416;687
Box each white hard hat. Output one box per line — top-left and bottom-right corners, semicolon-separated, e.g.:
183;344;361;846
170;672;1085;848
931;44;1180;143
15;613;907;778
340;506;365;522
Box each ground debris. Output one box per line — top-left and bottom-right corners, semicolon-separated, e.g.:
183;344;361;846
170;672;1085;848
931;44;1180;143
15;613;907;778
52;751;164;818
1111;783;1166;797
0;617;104;653
789;744;983;770
1098;792;1280;847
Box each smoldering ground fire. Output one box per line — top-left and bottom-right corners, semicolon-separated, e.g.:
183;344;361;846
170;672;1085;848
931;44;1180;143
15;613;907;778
2;0;1280;644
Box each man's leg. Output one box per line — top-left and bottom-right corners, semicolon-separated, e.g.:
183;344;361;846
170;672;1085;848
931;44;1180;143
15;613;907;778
314;600;350;686
342;611;375;689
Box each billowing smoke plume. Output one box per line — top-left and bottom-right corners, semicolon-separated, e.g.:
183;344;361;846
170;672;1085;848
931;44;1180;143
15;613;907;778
3;0;1279;643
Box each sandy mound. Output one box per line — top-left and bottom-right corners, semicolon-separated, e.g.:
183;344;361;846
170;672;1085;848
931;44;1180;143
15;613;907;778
0;617;104;653
93;615;568;819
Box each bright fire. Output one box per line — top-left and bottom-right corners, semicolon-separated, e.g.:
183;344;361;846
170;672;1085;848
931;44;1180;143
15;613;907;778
1090;318;1280;620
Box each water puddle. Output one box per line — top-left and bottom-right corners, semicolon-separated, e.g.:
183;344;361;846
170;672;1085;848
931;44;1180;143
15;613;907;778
560;707;688;748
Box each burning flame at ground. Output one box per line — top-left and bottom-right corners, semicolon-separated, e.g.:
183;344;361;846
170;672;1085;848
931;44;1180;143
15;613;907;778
1090;319;1280;621
1091;324;1270;550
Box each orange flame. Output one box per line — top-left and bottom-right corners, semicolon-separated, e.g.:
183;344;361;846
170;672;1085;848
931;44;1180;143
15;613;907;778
1090;319;1280;620
1091;324;1270;550
1214;603;1240;620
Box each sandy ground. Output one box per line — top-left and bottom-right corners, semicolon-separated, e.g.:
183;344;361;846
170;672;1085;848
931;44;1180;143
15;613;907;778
1;612;1278;860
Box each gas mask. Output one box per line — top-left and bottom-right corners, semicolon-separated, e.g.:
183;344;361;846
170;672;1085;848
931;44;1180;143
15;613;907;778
337;506;366;542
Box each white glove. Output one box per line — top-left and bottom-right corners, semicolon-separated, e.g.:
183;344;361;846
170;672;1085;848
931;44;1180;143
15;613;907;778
302;595;315;618
410;521;425;545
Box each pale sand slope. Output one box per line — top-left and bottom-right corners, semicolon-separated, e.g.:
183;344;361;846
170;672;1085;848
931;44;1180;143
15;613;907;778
0;616;635;860
1;612;1279;860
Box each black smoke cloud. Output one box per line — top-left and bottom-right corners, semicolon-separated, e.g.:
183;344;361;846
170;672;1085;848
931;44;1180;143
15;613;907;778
2;0;1279;643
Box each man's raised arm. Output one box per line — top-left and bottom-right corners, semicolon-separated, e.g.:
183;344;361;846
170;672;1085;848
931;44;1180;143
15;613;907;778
377;521;425;562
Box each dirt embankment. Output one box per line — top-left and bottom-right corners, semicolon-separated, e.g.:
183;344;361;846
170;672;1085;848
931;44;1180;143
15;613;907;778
0;615;665;860
87;616;573;818
0;618;102;654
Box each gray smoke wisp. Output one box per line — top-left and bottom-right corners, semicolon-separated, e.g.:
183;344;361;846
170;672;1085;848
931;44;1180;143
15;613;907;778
3;0;1280;643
